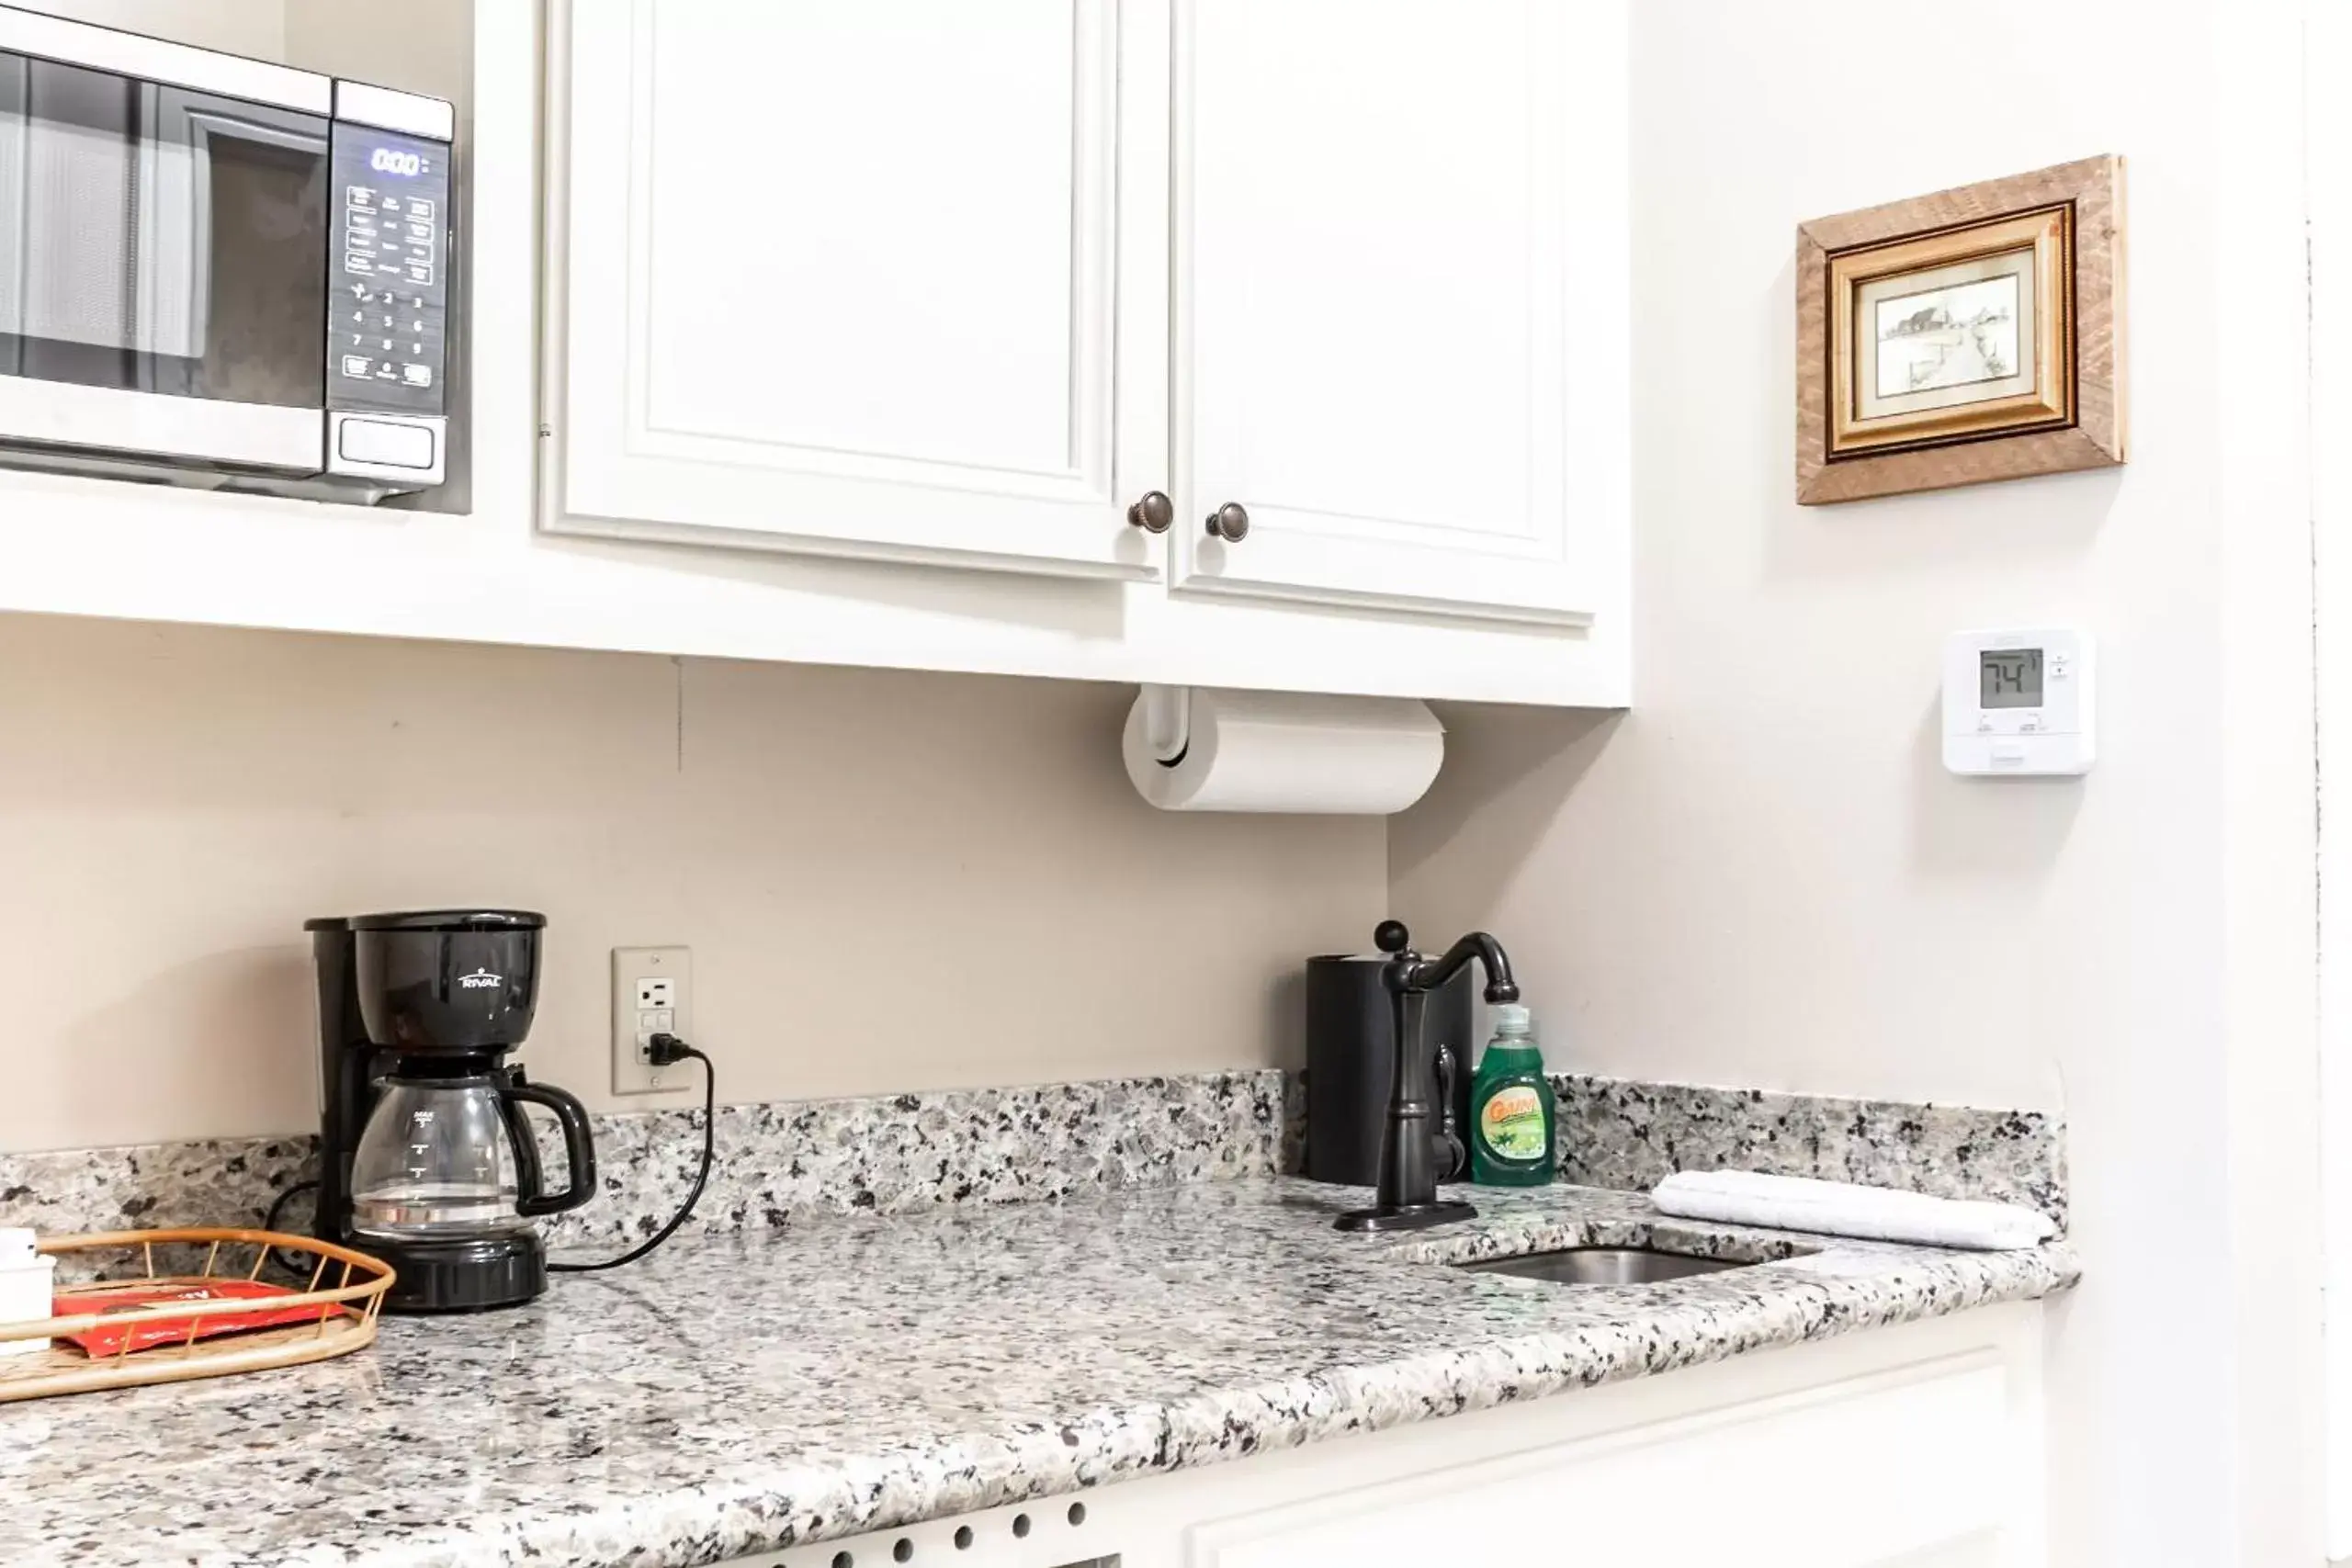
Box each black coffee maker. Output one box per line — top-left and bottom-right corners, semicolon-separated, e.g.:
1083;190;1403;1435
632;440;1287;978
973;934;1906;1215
306;909;598;1313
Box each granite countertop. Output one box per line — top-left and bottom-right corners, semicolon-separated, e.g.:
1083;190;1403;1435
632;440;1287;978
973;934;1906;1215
0;1178;2077;1568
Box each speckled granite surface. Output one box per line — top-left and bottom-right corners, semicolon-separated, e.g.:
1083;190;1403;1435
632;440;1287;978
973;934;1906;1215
2;1067;2061;1246
0;1177;2075;1568
0;1070;1287;1244
1552;1073;2067;1225
547;1069;1284;1248
0;1132;316;1238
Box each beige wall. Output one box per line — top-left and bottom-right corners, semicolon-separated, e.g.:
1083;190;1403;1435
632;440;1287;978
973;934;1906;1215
0;615;1384;1150
1394;5;2318;1566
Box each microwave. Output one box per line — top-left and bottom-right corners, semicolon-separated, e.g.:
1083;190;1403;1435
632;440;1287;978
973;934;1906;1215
0;6;454;500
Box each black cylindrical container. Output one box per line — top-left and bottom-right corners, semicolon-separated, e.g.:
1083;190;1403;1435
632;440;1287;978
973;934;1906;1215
349;909;544;1055
1305;954;1474;1187
303;916;373;1244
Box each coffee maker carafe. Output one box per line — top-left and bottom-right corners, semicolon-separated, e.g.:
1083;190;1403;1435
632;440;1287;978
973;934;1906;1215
307;910;597;1313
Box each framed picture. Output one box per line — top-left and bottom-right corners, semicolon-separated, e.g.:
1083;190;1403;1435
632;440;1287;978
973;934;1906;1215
1796;155;2126;504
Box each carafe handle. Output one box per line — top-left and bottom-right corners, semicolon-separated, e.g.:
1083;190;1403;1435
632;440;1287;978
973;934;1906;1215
502;1080;599;1217
497;1089;546;1207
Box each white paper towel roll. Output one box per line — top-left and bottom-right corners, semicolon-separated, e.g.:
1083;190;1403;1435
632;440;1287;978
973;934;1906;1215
1121;686;1444;814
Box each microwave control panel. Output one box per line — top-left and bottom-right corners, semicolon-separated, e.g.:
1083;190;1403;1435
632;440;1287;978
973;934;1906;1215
327;122;451;417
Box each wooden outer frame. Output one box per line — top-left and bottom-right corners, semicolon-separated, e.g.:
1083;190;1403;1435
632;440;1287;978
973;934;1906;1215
1796;154;2126;505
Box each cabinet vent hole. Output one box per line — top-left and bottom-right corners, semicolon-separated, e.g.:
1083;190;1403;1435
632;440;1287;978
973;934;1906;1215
893;1540;912;1562
1012;1514;1032;1539
1068;1504;1087;1527
953;1528;973;1551
831;1555;853;1568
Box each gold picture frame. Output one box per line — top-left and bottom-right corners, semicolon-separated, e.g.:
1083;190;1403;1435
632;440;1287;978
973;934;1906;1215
1796;155;2126;504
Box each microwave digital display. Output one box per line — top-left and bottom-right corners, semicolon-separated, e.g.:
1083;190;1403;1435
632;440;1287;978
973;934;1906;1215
368;147;428;178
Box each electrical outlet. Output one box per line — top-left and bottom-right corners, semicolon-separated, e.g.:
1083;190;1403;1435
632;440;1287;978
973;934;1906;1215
611;946;694;1097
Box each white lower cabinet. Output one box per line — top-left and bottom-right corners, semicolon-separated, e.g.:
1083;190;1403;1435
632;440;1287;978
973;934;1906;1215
734;1305;2046;1568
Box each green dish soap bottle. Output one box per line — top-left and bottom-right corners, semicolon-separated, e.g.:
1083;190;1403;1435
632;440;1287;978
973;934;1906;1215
1470;1005;1556;1186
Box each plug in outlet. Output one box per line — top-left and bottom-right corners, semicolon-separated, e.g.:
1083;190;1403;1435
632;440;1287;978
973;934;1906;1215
611;946;694;1097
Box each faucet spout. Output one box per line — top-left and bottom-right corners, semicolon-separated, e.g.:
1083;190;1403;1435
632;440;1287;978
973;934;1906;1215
1396;931;1519;1007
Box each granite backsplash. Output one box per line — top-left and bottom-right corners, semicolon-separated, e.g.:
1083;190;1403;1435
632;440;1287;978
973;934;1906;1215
0;1066;2064;1243
1551;1072;2067;1226
0;1070;1286;1248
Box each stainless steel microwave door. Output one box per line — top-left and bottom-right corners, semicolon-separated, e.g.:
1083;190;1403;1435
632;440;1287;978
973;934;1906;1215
0;51;327;412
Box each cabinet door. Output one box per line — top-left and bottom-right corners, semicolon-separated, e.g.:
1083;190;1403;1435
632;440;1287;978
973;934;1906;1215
545;1;1159;581
1169;0;1628;624
1188;1361;2015;1568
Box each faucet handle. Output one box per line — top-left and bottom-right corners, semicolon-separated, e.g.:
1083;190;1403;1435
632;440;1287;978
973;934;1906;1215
1431;1042;1467;1181
1374;919;1410;954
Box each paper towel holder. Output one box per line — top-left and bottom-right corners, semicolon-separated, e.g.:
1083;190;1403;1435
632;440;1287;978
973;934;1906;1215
1137;684;1193;766
1122;684;1446;815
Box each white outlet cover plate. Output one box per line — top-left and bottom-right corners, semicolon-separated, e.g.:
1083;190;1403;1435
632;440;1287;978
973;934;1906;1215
611;945;695;1097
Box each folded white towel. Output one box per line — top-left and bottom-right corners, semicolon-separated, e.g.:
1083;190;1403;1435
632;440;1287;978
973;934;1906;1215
1651;1168;2056;1251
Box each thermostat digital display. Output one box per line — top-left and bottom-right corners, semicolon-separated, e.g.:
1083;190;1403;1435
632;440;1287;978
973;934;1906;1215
1942;627;2094;775
1979;649;2042;708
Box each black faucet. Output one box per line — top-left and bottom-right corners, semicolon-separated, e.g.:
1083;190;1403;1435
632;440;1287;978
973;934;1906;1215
1335;920;1519;1234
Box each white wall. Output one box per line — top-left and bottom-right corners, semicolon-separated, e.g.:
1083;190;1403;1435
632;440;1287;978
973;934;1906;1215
2308;7;2352;1560
1392;3;2319;1563
2212;10;2324;1563
0;614;1385;1150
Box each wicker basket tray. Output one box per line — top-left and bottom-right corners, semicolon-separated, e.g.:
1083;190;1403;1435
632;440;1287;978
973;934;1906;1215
0;1227;392;1402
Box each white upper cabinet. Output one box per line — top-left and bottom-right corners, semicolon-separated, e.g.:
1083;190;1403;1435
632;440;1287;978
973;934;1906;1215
544;0;1628;629
1167;0;1625;626
544;1;1159;581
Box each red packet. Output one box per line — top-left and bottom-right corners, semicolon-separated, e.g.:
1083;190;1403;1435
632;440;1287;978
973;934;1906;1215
57;1280;334;1358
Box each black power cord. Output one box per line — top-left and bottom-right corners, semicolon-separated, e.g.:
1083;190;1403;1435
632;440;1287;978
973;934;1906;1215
262;1179;322;1281
549;1033;715;1274
264;1179;317;1235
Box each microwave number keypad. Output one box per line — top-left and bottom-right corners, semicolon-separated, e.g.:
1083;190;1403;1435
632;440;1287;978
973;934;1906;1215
328;125;452;416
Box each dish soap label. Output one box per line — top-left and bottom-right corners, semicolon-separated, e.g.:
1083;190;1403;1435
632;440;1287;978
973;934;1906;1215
1469;1005;1557;1187
1478;1086;1548;1162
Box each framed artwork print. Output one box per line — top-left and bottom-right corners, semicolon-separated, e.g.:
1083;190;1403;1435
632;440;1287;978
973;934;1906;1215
1796;154;2126;504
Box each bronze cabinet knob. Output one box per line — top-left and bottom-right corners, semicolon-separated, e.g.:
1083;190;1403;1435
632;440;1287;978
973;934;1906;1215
1125;491;1174;534
1204;502;1250;543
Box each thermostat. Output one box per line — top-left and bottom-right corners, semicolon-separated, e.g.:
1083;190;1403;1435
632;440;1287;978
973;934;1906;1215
1941;627;2095;775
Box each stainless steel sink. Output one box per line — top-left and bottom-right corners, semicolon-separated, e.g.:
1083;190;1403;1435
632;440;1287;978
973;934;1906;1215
1457;1247;1752;1285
